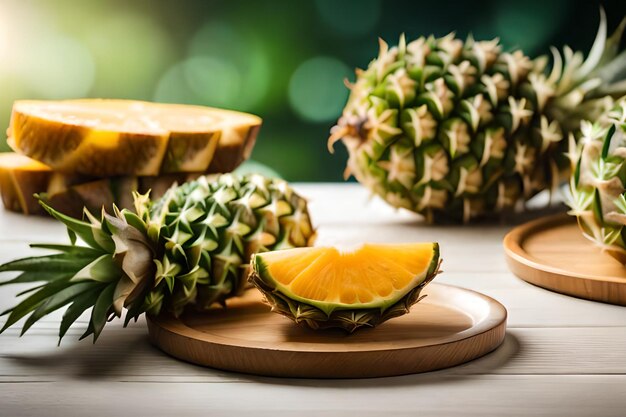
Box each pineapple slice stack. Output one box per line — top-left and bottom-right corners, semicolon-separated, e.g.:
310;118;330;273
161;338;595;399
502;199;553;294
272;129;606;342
568;97;626;264
329;12;626;223
1;99;262;216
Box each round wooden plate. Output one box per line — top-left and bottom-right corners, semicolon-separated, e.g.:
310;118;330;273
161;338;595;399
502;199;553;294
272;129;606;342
504;213;626;305
147;283;507;378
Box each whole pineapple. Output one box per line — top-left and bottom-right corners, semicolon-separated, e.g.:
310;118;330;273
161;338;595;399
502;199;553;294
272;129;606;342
329;12;626;222
568;97;626;264
0;174;315;341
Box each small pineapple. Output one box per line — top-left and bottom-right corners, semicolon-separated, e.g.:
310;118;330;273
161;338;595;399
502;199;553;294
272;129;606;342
568;97;626;264
0;174;315;341
329;11;626;222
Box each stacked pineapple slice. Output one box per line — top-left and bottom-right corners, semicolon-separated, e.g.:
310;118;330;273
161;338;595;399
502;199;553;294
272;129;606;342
329;12;626;222
1;99;262;216
568;97;626;264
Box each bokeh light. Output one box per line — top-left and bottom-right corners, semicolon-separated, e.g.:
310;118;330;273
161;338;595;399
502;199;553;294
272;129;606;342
16;34;95;99
153;61;198;105
84;14;175;99
154;57;243;108
288;56;351;123
188;21;271;111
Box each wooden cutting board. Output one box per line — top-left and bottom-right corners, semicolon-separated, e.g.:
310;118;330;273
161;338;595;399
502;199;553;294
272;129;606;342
147;283;507;378
504;213;626;305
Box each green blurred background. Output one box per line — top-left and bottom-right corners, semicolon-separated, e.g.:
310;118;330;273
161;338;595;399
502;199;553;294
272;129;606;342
0;0;624;181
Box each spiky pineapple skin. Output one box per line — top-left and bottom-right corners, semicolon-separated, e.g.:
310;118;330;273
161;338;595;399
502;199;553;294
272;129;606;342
330;22;623;223
568;98;626;264
248;246;440;332
145;174;316;316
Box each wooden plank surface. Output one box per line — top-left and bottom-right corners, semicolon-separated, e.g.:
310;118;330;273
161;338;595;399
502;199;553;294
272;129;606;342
1;184;625;416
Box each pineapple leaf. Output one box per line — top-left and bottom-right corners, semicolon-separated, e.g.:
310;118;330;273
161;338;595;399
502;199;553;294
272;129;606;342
0;254;92;274
39;201;115;253
123;296;145;327
15;284;49;297
0;278;73;332
593;50;626;88
87;282;116;342
593;188;604;223
20;282;94;336
575;7;606;80
121;209;148;233
0;270;73;287
70;254;120;283
602;125;616;159
59;287;102;343
598;16;626;67
29;244;103;257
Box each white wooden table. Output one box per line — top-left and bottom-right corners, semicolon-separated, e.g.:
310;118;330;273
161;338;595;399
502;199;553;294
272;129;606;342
1;184;625;417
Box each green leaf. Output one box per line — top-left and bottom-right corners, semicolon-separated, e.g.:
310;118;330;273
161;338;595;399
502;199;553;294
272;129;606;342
574;155;582;186
602;125;616;159
0;254;92;274
71;254;120;283
59;287;102;342
67;228;77;246
121;210;149;234
39;201;115;253
86;282;116;342
576;7;607;80
0;278;73;332
0;270;74;287
123;297;145;327
29;244;103;257
593;188;604;223
20;282;94;336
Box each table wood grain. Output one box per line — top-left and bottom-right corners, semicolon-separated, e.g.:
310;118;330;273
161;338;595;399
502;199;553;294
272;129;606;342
1;184;625;417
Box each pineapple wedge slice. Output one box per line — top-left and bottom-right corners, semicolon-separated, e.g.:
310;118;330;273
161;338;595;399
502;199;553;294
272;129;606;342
8;99;261;176
250;243;441;332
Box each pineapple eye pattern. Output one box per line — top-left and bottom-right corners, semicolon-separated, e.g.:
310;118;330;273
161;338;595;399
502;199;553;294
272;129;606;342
329;13;626;223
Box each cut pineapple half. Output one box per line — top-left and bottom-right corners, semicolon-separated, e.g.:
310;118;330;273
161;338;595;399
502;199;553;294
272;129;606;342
250;243;441;331
8;99;262;176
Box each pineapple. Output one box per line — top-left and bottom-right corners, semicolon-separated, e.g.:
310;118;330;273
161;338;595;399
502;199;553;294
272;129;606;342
249;243;440;332
568;97;626;264
8;99;261;177
329;12;626;222
0;152;199;217
0;174;315;341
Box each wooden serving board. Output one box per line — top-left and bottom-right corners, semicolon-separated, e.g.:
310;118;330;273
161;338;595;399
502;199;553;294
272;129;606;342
147;283;507;378
504;213;626;305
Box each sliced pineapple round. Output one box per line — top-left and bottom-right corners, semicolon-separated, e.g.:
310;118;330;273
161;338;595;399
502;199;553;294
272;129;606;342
250;242;441;332
0;152;198;216
0;153;53;214
8;99;262;176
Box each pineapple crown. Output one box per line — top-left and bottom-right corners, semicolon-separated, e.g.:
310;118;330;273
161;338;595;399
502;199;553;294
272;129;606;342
568;97;626;262
0;174;315;343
